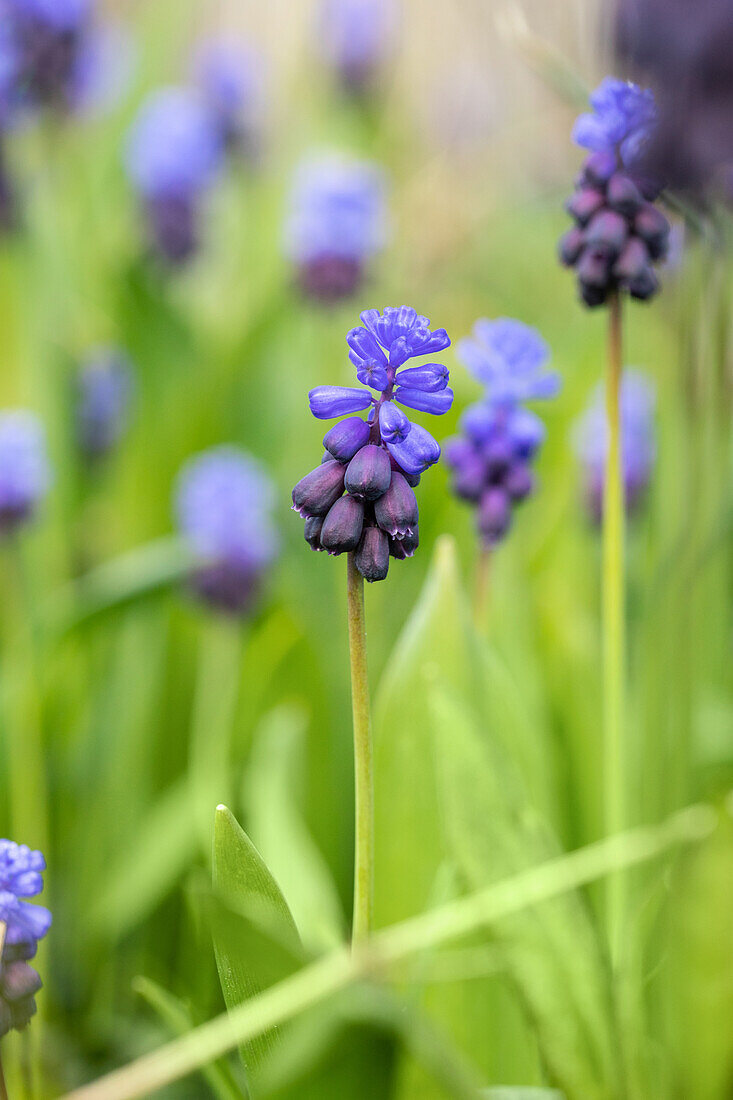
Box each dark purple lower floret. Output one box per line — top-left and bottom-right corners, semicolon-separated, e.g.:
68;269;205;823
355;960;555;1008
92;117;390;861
354;525;390;582
585;210;628;257
145;194;199;265
320;494;364;554
304;515;325;551
373;471;418;539
292;460;346;518
478;487;512;545
389;454;420;487
505;463;534;502
344;444;392;501
559;226;585;266
389;528;419;559
0;944;41;1038
0;502;34;536
297;254;363;303
323;417;371;462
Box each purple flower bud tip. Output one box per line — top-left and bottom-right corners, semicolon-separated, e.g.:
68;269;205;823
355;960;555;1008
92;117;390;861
505;464;534;502
565;188;605;226
633;205;669;259
344;444;392;501
304;515;325;551
1;961;42;1003
319;494;364;554
559;226;585;267
478;487;512;545
606;173;643;217
585;210;628;257
292;460;345;518
583;150;617;186
0;412;51;535
577;246;612;289
323;416;371;462
354;525;389;582
389;528;419;559
628;267;659;301
613;237;650;282
373;471;419;539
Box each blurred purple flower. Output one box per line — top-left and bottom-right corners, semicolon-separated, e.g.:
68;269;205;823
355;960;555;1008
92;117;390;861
77;347;134;461
573;369;656;522
285;155;387;303
317;0;394;93
458;318;559;407
572;77;657;167
0;839;50;1038
176;446;278;614
194;39;263;156
0;411;50;533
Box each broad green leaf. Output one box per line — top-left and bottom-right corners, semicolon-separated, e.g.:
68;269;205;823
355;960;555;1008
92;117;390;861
243;704;345;953
212;804;302;1080
134;976;242;1100
430;683;620;1100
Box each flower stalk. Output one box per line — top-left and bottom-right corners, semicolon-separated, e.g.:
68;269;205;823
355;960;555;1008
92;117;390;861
346;553;373;944
603;290;626;960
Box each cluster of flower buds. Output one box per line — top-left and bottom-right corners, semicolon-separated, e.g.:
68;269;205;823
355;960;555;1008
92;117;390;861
0;411;51;535
316;0;395;96
176;446;278;615
0;840;51;1037
559;78;671;307
573;369;656;523
445;319;559;547
285;156;386;304
292;306;451;581
76;346;134;462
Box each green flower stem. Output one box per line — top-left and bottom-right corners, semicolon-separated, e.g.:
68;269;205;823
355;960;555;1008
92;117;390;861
474;545;492;631
346;553;373;945
60;802;714;1100
603;291;626;962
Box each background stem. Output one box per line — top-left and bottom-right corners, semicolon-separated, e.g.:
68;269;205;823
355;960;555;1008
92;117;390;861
474;545;492;630
346;554;373;945
603;291;626;963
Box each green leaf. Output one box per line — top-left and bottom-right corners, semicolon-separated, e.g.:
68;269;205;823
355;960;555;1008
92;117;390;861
134;976;242;1100
212;804;303;1080
483;1091;565;1099
243;704;345;953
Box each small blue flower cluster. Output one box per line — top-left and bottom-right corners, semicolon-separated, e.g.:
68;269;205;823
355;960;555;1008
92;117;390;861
560;78;671;307
574;370;656;523
0;411;51;534
445;319;558;547
0;839;51;1037
76;347;134;462
317;0;394;94
176;446;279;614
285;156;386;303
292;306;452;581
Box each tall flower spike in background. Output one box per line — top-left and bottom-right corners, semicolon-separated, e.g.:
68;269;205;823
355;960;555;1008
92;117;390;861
0;839;51;1045
285;155;386;304
574;370;656;525
560;78;668;961
445;318;559;615
125;87;224;265
292;306;451;942
76;347;134;463
176;446;278;616
0;411;50;535
317;0;395;96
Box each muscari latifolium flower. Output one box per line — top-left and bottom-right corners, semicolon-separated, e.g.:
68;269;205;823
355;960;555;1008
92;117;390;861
285;154;387;304
175;446;278;615
574;369;656;524
292;306;452;582
193;38;263;160
125;87;224;265
317;0;395;95
76;347;134;462
0;839;51;1037
0;411;51;535
559;77;671;307
444;319;559;547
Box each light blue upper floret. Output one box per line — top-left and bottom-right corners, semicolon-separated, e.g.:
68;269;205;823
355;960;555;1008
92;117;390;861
572;77;657;167
0;840;52;947
176;446;278;571
285;155;386;265
458;318;559;408
0;411;50;517
125;87;224;199
308;307;452;476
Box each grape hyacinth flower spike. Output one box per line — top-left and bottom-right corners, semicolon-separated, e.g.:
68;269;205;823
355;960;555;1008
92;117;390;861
445;319;559;616
0;411;51;535
559;78;669;959
0;840;51;1042
285;155;386;304
176;446;278;616
125;87;224;265
317;0;394;96
292;306;451;942
76;346;134;462
574;370;656;524
194;39;262;159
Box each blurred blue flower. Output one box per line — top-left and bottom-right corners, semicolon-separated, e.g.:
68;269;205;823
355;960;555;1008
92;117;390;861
317;0;394;93
0;411;50;533
458;318;559;407
285;155;386;302
194;39;262;154
125;87;223;263
293;307;451;580
0;839;50;1038
77;347;134;461
176;446;278;614
573;369;656;522
572;77;657;167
